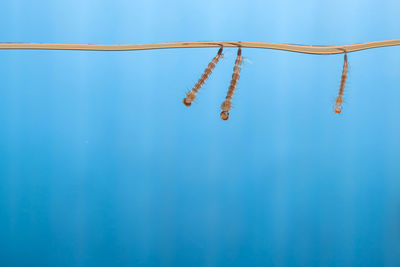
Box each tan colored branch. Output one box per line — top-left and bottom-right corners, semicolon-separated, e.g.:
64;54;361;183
0;39;399;54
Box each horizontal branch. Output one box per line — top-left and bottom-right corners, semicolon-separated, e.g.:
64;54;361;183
0;39;399;54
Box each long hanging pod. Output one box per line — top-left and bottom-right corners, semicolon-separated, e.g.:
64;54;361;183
220;47;243;120
183;46;224;107
334;50;349;114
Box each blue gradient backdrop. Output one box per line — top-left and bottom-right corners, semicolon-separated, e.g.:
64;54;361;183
0;0;400;266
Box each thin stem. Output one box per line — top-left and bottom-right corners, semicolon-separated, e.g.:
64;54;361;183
0;39;400;54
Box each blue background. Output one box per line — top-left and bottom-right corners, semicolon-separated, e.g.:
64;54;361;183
0;0;399;266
